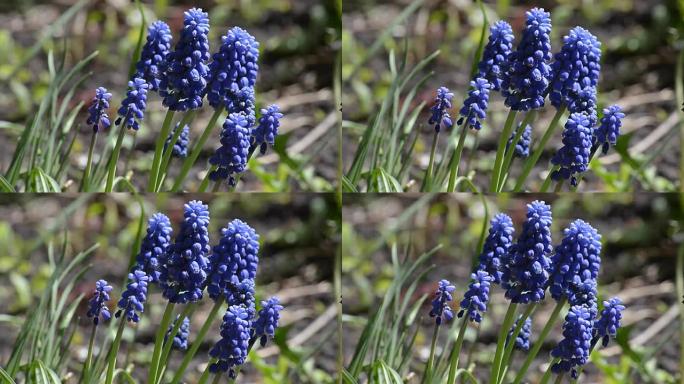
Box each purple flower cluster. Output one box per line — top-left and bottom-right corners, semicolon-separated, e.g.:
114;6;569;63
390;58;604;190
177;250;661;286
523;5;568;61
86;87;112;133
116;270;149;323
209;113;252;186
253;297;284;347
457;271;492;323
457;78;490;131
477;21;514;91
429;279;455;325
252;104;283;154
115;78;148;131
428;87;454;132
477;213;515;284
133;213;173;283
86;279;113;325
135;21;172;92
551;305;594;379
551;113;593;186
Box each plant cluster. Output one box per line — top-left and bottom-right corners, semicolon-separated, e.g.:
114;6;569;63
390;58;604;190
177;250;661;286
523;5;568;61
13;7;285;193
420;200;625;383
76;200;284;384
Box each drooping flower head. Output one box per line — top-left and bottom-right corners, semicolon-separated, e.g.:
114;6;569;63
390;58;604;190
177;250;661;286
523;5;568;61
135;20;172;92
507;123;532;158
428;87;454;132
501;8;553;111
253;297;284;347
159;8;210;111
594;105;624;154
457;78;490;130
165;315;190;351
550;27;601;111
551;305;594;379
158;200;211;304
207;27;259;110
164;123;190;158
477;213;515;284
429;279;455;325
86;279;113;325
209;305;252;378
133;213;172;284
457;271;492;323
115;78;148;131
551;112;593;187
478;21;514;91
507;316;532;351
116;270;149;323
207;219;260;304
501;200;553;304
594;297;625;347
209;113;251;186
252;104;283;154
86;87;112;133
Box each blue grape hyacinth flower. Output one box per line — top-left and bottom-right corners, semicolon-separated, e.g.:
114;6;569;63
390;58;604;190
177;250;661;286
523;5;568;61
116;270;149;323
458;271;492;323
507;316;532;351
507;124;532;158
165;315;190;351
209;113;251;186
226;86;257;127
501;8;553;111
159;8;210;111
209;305;252;378
550;27;601;110
551;112;594;186
550;219;602;306
565;85;598;127
86;87;112;133
164;123;190;158
457;78;490;130
551;305;594;379
429;279;455;325
133;213;173;284
253;297;284;347
477;213;515;284
115;78;148;131
159;200;211;304
135;20;172;92
207;27;259;110
207;219;260;304
428;87;454;132
86;279;113;325
253;104;283;154
594;297;625;347
594;105;625;154
477;20;514;92
501;200;553;304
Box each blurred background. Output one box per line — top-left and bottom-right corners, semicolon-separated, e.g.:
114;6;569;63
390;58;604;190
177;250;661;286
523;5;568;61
0;0;340;192
342;193;682;382
342;0;682;191
0;193;340;383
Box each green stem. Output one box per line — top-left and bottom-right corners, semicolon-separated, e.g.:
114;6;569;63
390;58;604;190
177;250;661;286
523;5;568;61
197;362;214;384
212;181;221;192
446;316;469;384
423;323;441;383
155;111;197;192
539;358;560;384
512;298;566;384
539;166;559;193
198;165;217;193
554;372;564;384
497;304;537;384
80;132;98;192
489;110;518;192
155;304;198;384
513;106;566;192
446;122;470;192
172;108;224;192
104;316;126;384
105;124;128;192
212;373;222;384
490;302;518;383
498;111;537;192
148;302;176;383
677;242;684;384
81;324;97;381
553;180;564;192
422;131;440;192
147;110;175;191
170;298;224;384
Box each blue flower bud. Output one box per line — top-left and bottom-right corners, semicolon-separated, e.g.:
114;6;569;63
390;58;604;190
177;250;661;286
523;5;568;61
551;305;594;379
429;279;455;325
253;104;283;154
507;316;532;351
133;213;173;284
551;113;593;186
550;27;601;111
507;123;532;158
209;305;252;378
477;213;515;284
593;105;624;154
86;279;112;325
209;113;251;186
116;270;149;323
164;123;190;158
428;87;454;132
253;297;284;347
135;21;172;92
458;271;492;323
115;78;148;131
594;297;625;347
165;315;190;351
478;21;514;92
457;78;490;131
86;87;112;133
